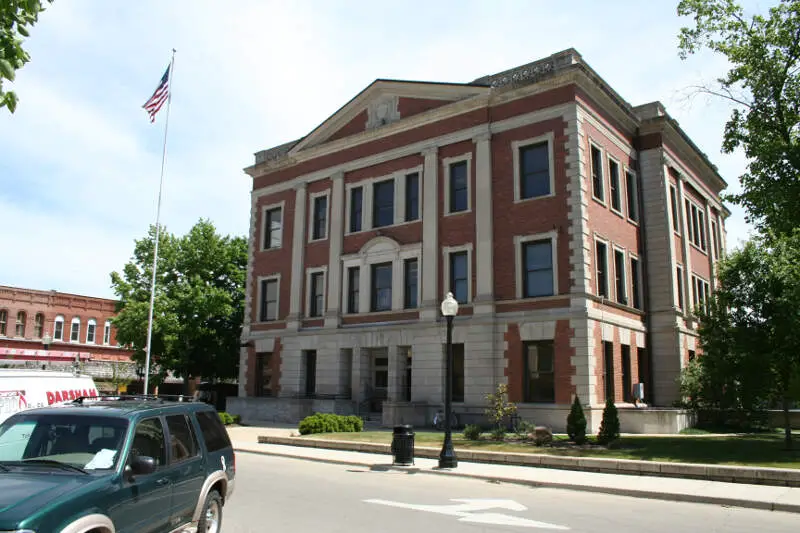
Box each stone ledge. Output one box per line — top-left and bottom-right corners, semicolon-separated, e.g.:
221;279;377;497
256;435;800;488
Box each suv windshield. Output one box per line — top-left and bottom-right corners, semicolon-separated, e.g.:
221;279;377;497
0;413;129;471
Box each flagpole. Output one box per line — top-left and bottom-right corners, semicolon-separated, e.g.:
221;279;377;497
143;48;176;395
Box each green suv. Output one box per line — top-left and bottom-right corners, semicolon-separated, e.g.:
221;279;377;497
0;395;236;533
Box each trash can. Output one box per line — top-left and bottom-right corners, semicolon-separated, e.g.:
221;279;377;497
391;424;415;466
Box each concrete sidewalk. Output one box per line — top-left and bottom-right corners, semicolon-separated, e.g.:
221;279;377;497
226;426;800;514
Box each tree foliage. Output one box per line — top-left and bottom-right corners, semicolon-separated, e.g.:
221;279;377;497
1;0;53;113
110;219;247;390
677;0;800;235
684;230;800;448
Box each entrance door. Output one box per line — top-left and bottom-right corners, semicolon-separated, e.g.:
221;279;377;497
304;350;317;398
371;349;388;412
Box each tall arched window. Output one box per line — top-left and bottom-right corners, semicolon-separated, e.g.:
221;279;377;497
103;320;111;345
0;309;7;336
70;317;81;342
53;315;65;341
86;318;97;344
15;311;26;337
34;313;44;338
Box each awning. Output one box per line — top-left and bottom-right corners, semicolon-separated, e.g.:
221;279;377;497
0;347;92;361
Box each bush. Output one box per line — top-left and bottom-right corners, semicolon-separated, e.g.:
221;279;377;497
566;395;587;444
463;424;483;441
232;414;242;425
490;427;506;441
218;412;234;425
596;398;620;445
514;420;536;440
298;413;364;435
485;383;517;430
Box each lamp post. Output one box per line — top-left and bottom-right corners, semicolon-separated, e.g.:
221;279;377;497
439;291;459;469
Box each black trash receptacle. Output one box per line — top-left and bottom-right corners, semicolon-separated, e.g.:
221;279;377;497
391;425;415;466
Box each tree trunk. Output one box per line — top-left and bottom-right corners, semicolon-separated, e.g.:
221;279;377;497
783;394;793;450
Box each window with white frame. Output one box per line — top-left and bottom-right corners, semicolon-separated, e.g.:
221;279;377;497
372;179;395;228
613;248;627;305
684;198;707;251
403;258;418;309
711;219;720;259
590;144;604;202
34;313;44;338
86;318;96;344
370;262;393;312
630;256;642;310
595;239;609;298
349;186;363;232
692;274;710;312
625;170;639;222
443;154;472;215
307;270;326;318
346;267;360;313
609;158;622;213
513;135;553;201
103;320;111;345
53;315;64;341
15;311;26;337
70;317;81;342
514;232;557;299
262;204;283;250
405;173;419;222
310;193;328;241
259;276;280;321
0;309;6;336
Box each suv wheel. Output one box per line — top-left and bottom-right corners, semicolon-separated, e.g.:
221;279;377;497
197;489;223;533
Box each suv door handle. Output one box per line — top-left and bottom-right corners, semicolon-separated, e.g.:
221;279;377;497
156;478;170;486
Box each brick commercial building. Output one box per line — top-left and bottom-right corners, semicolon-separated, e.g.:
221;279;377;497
0;285;138;391
232;48;729;433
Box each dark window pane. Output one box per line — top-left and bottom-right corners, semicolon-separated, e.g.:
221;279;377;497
310;272;324;317
596;241;608;297
350;187;363;232
404;259;418;309
523;240;553;297
348;267;360;313
405;173;419;221
626;172;638;222
373;180;394;228
591;146;604;200
449;162;468;212
313;196;327;239
524;341;555;403
609;159;621;211
450;252;468;303
166;414;199;463
195;411;231;452
520;142;550;198
132;417;166;468
371;263;392;312
264;207;282;248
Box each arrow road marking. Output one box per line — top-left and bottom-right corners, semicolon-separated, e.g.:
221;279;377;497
364;498;569;530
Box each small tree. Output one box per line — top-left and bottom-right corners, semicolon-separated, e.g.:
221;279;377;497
597;398;620;445
485;383;517;431
566;395;587;444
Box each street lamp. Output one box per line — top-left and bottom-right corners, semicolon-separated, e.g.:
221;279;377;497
439;291;459;469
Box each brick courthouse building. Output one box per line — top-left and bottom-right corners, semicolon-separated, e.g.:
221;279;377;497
231;49;729;432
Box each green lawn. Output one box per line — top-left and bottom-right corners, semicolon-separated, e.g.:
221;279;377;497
303;430;800;469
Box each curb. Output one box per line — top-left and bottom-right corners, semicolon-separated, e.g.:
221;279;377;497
256;435;800;488
235;445;800;514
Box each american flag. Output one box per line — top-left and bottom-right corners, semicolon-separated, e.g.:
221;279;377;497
142;65;171;123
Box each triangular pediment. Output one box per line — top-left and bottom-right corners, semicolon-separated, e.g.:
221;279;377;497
289;80;487;154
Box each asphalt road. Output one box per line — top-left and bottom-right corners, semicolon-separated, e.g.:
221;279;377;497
222;451;798;532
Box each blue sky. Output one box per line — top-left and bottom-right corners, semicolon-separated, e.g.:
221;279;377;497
0;0;764;299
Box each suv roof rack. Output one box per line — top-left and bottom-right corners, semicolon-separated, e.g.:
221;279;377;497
71;394;197;405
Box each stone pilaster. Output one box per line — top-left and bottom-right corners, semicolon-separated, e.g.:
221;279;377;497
325;171;345;328
287;182;307;330
473;131;494;314
420;146;439;320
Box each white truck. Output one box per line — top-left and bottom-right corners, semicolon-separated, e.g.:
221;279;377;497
0;368;99;424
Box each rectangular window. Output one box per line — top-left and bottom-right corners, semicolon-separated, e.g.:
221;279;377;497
405;173;419;222
630;257;641;310
449;161;468;213
54;320;63;341
614;249;627;305
685;200;707;251
637;347;648;401
452;343;465;403
676;266;684;310
609;159;621;212
404;258;418;309
309;272;324;317
165;414;199;463
260;278;278;321
373;179;394;228
347;267;359;314
103;322;111;345
15;312;25;337
263;207;282;249
86;322;96;344
70;321;80;342
196;411;232;452
450;251;469;304
371;262;392;312
523;340;555;403
670;185;679;232
522;239;554;297
591;145;604;201
603;341;615;401
519;142;550;198
0;310;6;336
595;241;608;298
34;314;44;338
626;171;639;222
692;275;710;312
304;350;317;397
711;220;719;259
312;195;327;240
621;344;632;403
349;187;363;232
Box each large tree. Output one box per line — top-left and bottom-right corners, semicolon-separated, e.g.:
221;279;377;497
1;0;53;112
685;230;800;449
677;0;800;235
110;219;247;391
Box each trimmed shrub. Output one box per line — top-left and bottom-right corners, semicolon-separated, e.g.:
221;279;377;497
218;412;234;425
463;424;482;441
566;395;587;444
597;398;620;445
298;413;364;435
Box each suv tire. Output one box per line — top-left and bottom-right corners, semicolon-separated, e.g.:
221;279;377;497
197;489;223;533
